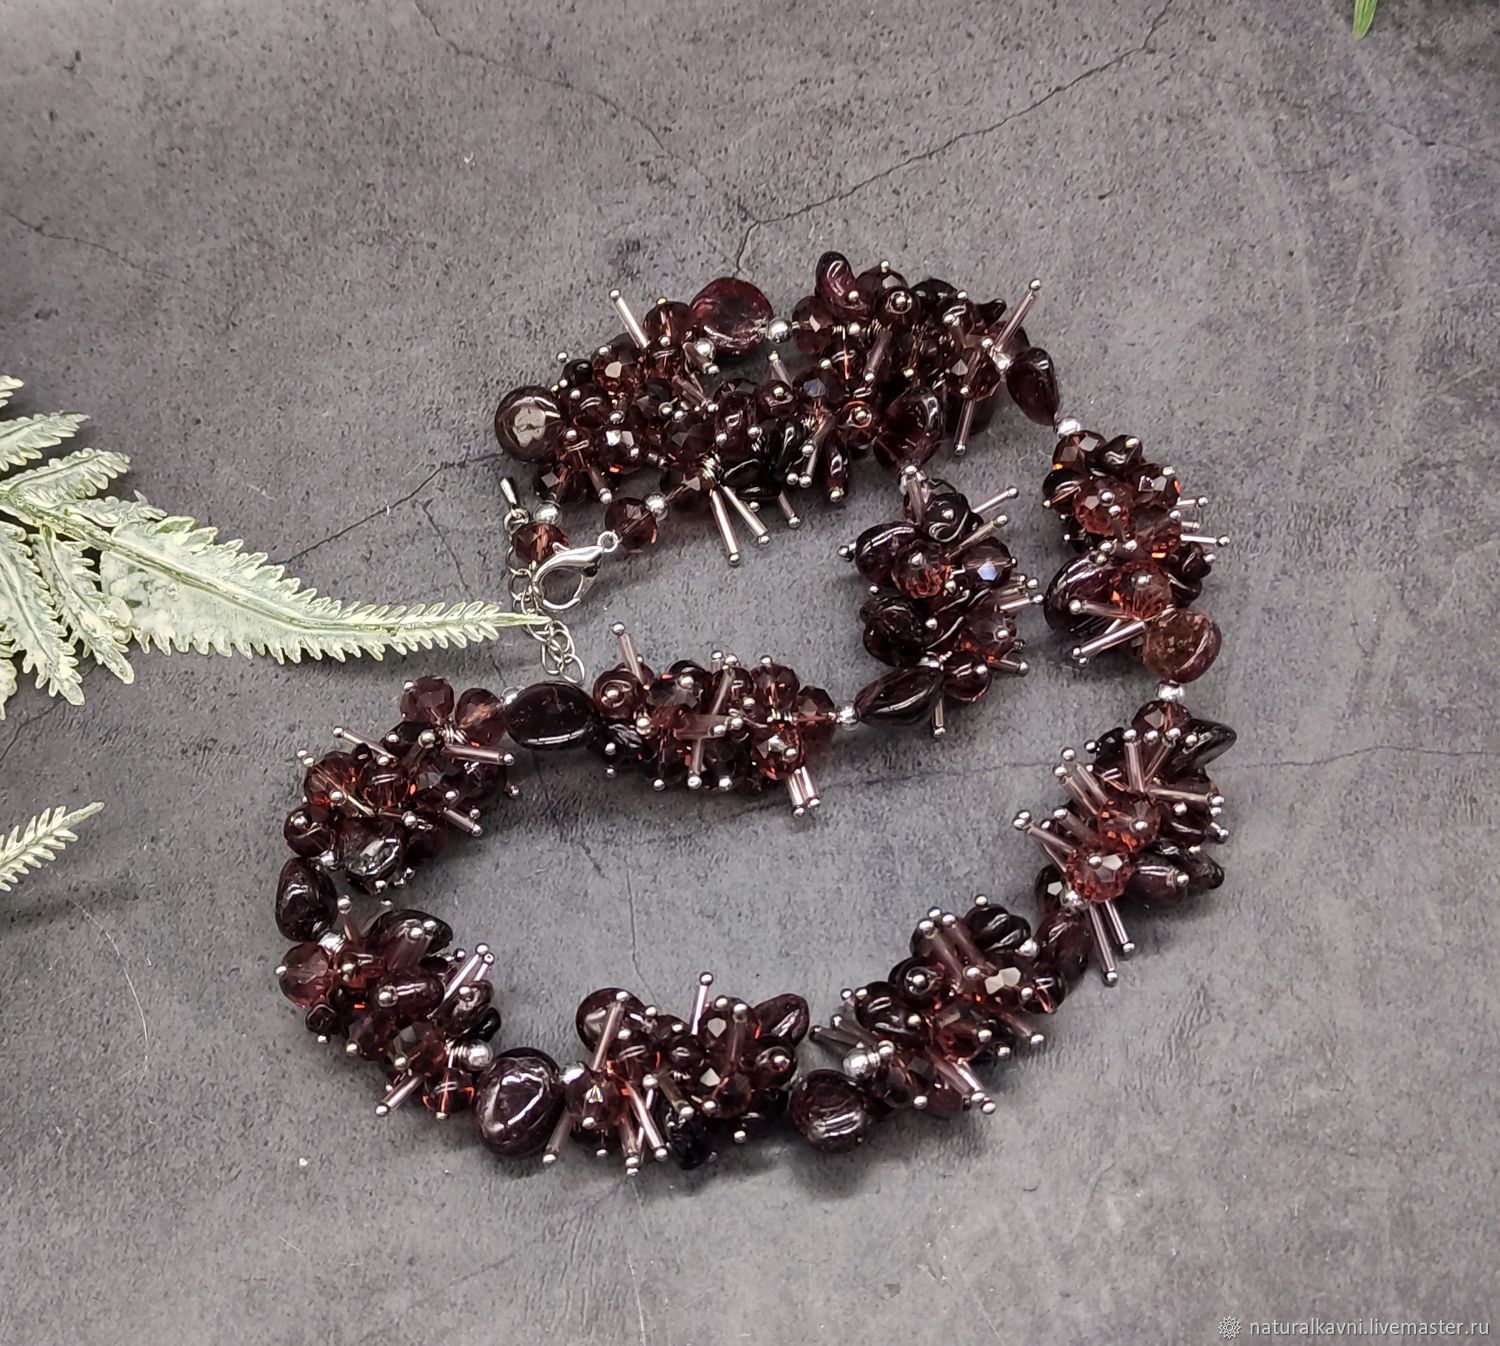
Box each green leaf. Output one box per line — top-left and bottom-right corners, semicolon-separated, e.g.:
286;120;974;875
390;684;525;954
62;511;532;662
0;521;84;703
0;411;88;472
1354;0;1377;37
0;801;104;892
30;529;135;685
0;447;131;508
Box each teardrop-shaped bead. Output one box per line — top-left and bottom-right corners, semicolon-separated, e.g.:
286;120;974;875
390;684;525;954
753;993;810;1044
853;664;943;725
474;1049;566;1157
1006;347;1060;424
275;858;337;941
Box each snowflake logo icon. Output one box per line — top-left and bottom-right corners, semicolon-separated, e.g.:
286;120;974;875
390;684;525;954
1218;1317;1242;1341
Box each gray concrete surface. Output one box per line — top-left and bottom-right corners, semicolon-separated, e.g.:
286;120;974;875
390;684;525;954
2;1;1497;1342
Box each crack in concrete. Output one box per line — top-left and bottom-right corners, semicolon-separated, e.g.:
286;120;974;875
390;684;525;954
1;206;190;289
732;0;1178;274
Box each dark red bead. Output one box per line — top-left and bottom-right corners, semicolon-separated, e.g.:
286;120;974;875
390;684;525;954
789;1071;876;1152
275;858;337;942
790;295;836;357
1006;347;1060;425
400;676;454;725
284;809;334;859
302;751;360;817
873;384;945;471
890;540;951;600
336;816;406;883
753;993;811;1044
853;664;943;725
941;656;992;704
278;942;334;1008
452;688;507;747
505;681;600;750
1140;609;1222;682
511;520;568;566
603;496;659;554
474;1049;565;1156
494;386;564;462
853;520;921;586
688;277;773;357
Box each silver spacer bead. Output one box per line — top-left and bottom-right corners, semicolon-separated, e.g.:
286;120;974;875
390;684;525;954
645;492;669;519
1054;414;1083;438
533;501;561;526
767;317;791;343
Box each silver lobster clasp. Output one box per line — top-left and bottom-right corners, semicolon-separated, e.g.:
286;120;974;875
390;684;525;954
531;531;620;613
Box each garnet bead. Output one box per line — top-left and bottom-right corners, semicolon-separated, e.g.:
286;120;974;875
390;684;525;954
278;942;334;1008
454;688;508;747
603;496;659;554
789;1071;876;1152
474;1049;566;1157
511;520;568;566
688;277;773;357
1140;609;1222;682
853;664;943;725
1006;347;1059;424
505;681;601;750
400;676;455;725
494;386;564;462
275;858;337;942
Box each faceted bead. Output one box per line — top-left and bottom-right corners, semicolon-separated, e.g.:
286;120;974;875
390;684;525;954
603;496;659;554
959;540;1015;593
494;386;563;462
454;688;508;747
304;1004;344;1039
278;942;334;1008
790;294;836;358
1006;347;1060;424
563;1064;625;1131
394;1019;449;1078
789;1071;876;1152
873;384;945;471
592;335;641;395
511;520;568;566
753;993;810;1044
1094;793;1161;853
400;676;454;725
1063;844;1131;902
853;664;943;725
1140;609;1222;682
439;979;495;1036
533;457;586;505
348;1010;400;1059
958;602;1018;665
643;299;694;350
275;858;337;942
475;1049;565;1157
506;681;600;750
1132;697;1193;740
422;1067;476;1117
1073;478;1136;536
1133;506;1182;559
303;751;360;818
1087;435;1143;475
358;759;408;811
1027;908;1092;1012
853;520;920;586
337;817;406;883
688;277;773;357
890;541;951;600
792;685;838;748
284;809;334;859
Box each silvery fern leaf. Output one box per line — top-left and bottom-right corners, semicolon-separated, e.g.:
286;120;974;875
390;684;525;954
0;376;21;409
30;529;135;684
0;411;88;472
62;495;165;528
84;513;518;661
0;631;16;717
0;521;84;702
0;802;103;892
0;447;131;507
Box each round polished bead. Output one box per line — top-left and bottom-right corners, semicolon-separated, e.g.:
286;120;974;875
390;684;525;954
506;681;600;750
399;676;455;725
789;1071;876;1152
494;386;564;462
1140;609;1222;682
1006;347;1060;424
688;277;773;356
941;656;992;703
275;857;337;942
474;1049;566;1156
603;496;659;554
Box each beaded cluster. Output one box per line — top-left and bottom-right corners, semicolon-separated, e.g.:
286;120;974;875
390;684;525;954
272;253;1234;1171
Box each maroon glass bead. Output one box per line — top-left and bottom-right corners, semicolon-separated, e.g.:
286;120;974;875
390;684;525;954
861;594;929;666
814;251;870;320
853;664;943;725
873;384;944;471
475;1049;565;1157
423;1067;476;1116
453;688;507;747
789;1071;876;1152
1073;478;1135;536
1063;844;1131;902
511;520;568;566
394;1018;449;1078
753;993;811;1044
278;942;334;1008
336;816;406;883
688;277;773;357
643;299;694;350
1106;559;1174;620
348;1010;400;1059
853;520;920;586
303;751;360;818
941;656;992;704
284;809;334;859
890;540;951;600
575;987;651;1048
1006;347;1060;425
400;675;454;725
275;857;337;942
505;681;601;750
592;335;641;394
377;971;445;1020
1140;609;1222;682
958;601;1018;665
603;496;659;554
494;386;564;462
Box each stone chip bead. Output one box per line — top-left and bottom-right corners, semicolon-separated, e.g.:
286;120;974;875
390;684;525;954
474;1049;567;1156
